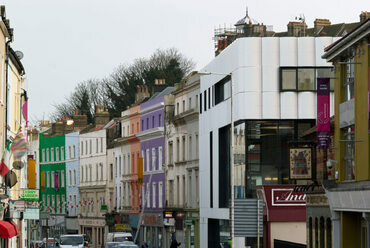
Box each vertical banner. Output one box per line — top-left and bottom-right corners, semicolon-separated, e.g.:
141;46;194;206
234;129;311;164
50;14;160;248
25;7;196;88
137;157;143;185
55;171;59;191
368;44;370;131
28;159;36;189
40;172;45;192
317;77;331;149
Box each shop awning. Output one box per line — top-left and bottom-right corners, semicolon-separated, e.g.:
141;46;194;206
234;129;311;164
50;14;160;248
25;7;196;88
0;220;18;239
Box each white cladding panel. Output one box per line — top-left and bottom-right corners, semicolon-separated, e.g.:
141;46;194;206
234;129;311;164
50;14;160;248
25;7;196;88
280;92;298;119
262;66;279;92
298;37;315;66
262;37;280;66
237;37;262;66
315;37;334;66
262;92;280;119
234;67;262;93
298;91;316;119
279;37;297;66
235;92;262;119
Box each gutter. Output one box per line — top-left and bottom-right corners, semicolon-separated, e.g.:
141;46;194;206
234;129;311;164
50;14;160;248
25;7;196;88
322;19;370;61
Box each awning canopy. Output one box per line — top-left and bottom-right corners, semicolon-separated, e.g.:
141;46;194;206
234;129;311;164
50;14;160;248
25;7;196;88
0;220;18;239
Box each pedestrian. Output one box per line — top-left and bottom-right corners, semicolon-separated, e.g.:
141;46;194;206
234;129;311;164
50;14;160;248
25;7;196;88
141;241;148;248
170;239;181;248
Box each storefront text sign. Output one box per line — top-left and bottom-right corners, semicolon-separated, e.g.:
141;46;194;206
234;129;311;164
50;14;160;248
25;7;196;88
272;188;306;206
317;77;330;148
20;189;39;201
24;209;39;219
10;200;26;212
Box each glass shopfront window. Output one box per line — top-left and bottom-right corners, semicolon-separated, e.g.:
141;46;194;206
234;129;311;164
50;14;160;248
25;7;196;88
232;120;315;198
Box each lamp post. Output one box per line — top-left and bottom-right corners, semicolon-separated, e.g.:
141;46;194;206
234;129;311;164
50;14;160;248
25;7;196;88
198;71;235;247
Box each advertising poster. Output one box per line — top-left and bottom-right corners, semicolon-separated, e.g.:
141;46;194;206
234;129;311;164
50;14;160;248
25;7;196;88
317;77;331;149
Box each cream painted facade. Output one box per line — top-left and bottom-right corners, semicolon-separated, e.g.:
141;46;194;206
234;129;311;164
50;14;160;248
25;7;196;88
270;222;307;247
78;129;108;248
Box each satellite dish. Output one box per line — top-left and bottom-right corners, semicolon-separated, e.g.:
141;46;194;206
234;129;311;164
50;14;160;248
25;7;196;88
15;51;24;60
13;160;25;170
0;194;8;200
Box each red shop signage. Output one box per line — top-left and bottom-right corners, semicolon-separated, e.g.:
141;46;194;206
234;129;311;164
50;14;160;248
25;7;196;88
258;185;306;222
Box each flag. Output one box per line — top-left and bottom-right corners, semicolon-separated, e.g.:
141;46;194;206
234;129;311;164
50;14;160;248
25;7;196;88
0;141;11;177
10;130;28;159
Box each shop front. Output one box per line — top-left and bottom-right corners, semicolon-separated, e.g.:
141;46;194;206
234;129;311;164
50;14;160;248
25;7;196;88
78;218;105;248
257;185;307;248
184;210;199;248
140;213;164;248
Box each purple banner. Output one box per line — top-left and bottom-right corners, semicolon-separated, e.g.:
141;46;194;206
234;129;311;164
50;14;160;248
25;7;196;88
317;78;330;149
55;171;59;191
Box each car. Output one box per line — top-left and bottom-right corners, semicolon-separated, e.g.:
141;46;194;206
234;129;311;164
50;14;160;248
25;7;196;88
30;240;43;248
56;234;87;248
105;242;138;248
41;238;58;248
106;233;133;243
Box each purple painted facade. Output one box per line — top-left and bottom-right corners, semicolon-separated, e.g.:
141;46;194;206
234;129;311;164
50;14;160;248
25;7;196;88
139;95;165;213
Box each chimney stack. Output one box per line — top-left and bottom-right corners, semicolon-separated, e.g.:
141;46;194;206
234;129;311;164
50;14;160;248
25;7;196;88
360;11;370;23
95;106;110;125
135;85;150;103
152;79;167;95
314;18;331;33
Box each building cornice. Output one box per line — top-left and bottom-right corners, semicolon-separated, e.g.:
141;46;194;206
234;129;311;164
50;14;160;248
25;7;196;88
136;127;164;142
139;102;163;115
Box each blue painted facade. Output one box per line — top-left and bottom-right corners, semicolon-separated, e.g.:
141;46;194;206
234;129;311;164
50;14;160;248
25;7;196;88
65;132;80;216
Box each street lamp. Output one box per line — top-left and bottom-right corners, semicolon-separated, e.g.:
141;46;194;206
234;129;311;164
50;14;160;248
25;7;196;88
198;70;235;247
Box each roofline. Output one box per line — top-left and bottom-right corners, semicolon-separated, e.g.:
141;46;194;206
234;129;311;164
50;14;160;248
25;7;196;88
322;19;370;61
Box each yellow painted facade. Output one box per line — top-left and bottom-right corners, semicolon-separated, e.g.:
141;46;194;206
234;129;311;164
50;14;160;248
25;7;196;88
324;19;370;248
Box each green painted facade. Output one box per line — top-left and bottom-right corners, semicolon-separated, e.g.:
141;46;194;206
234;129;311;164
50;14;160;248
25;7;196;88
39;133;67;214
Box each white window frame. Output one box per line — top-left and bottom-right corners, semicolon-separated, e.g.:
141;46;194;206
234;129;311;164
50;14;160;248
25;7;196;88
42;149;45;162
56;147;59;162
51;171;55;188
61;170;65;188
146;149;149;172
152;182;156;208
146;183;150;208
152;148;156;171
159;182;163;208
51;148;54;162
158;146;162;170
61;146;64;161
46;148;49;162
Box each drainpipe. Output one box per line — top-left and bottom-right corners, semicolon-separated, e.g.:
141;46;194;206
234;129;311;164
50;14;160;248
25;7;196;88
4;39;11;147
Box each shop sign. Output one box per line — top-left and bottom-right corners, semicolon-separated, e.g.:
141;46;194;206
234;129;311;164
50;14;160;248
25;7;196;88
24;209;39;219
289;147;312;180
20;189;39;201
78;218;105;226
272;188;306;206
143;214;161;226
163;218;175;226
26;201;40;209
175;212;185;219
184;220;194;225
101;204;108;211
164;211;174;218
10;200;26;212
115;224;132;232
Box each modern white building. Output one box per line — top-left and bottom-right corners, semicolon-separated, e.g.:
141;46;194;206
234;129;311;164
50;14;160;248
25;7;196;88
199;37;337;247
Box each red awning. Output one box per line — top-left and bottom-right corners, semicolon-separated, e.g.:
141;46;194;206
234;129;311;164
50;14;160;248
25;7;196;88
0;220;18;239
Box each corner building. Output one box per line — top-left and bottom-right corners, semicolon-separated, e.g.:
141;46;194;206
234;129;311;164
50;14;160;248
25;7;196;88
199;36;337;247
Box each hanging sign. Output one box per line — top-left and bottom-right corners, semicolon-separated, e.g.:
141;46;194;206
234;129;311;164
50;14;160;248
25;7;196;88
24;208;40;220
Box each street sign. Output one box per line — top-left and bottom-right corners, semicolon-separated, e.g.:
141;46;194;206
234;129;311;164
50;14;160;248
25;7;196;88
10;200;25;212
24;209;39;220
20;189;39;201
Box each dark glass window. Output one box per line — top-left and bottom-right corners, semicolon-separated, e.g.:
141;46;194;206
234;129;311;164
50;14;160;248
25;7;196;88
204;90;207;112
281;69;297;90
219;125;230;208
280;67;334;91
215;76;231;105
199;93;202;114
210;131;213;208
298;68;315;90
208;88;211;109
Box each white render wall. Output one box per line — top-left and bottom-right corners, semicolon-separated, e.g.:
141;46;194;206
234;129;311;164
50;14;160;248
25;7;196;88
199;37;336;247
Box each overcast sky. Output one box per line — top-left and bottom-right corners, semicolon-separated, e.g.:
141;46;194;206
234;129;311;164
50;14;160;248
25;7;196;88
3;0;369;124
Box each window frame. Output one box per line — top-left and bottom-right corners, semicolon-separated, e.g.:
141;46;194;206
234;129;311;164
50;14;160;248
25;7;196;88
280;66;334;92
